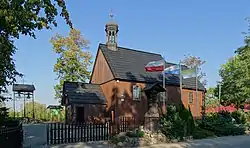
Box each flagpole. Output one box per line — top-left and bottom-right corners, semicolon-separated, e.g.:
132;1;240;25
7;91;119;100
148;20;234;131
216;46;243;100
196;65;199;117
163;59;166;114
179;61;182;102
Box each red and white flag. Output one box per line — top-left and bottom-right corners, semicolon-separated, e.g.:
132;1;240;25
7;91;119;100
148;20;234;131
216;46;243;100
145;60;165;72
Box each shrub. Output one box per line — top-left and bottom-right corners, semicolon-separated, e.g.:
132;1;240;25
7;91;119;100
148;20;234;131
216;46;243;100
159;105;195;141
0;107;9;126
231;110;247;124
2;118;20;127
126;129;144;138
245;112;250;122
199;111;246;136
110;135;126;144
193;127;215;139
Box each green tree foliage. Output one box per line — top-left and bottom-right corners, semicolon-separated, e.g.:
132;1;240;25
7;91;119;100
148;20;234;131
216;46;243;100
219;56;250;109
219;21;250;109
51;29;92;100
182;54;207;86
9;101;48;120
160;105;195;140
8;101;65;122
235;37;250;92
205;87;219;108
200;111;245;136
231;110;247;124
0;0;72;119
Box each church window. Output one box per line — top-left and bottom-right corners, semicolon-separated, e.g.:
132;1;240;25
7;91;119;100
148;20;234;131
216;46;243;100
189;92;193;104
110;31;115;43
132;85;141;101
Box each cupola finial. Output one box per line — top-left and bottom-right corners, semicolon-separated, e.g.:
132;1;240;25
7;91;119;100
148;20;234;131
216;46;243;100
105;10;119;51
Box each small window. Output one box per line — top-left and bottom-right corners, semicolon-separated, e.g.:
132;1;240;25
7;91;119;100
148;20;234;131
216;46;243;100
133;85;141;101
189;92;193;104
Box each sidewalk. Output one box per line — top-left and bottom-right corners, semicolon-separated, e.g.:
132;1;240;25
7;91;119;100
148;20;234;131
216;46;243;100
141;134;250;148
51;141;112;148
51;135;250;148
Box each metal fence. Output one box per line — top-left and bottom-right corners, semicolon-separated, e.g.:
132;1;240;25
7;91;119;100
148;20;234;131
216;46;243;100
119;117;137;132
47;122;111;145
0;124;23;148
47;117;137;145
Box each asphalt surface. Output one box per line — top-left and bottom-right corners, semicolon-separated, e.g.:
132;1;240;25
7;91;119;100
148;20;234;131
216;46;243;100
23;124;47;148
52;135;250;148
142;135;250;148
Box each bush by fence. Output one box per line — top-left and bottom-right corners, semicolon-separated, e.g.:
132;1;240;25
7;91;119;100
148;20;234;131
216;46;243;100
0;122;23;148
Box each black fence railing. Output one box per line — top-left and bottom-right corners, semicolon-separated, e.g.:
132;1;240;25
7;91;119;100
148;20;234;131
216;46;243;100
47;117;138;145
47;122;111;145
119;117;137;133
0;123;23;148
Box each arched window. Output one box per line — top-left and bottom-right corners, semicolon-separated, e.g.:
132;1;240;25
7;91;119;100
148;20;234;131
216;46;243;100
110;31;115;43
108;31;112;42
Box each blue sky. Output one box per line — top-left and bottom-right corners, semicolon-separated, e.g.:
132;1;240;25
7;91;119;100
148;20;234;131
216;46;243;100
6;0;250;108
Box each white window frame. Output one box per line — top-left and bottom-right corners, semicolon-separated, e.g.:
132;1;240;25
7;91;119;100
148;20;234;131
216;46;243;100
132;85;141;101
189;92;193;104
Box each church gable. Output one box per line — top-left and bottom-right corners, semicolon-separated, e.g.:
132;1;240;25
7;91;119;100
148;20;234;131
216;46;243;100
90;48;114;84
91;12;205;91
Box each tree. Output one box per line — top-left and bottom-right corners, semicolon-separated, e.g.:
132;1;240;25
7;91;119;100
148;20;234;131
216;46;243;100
219;56;249;109
181;54;206;86
235;37;250;90
8;101;65;121
0;0;73;119
51;29;92;100
205;87;219;108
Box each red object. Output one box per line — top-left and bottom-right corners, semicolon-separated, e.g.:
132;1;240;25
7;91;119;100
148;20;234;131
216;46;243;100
206;104;250;113
145;65;164;72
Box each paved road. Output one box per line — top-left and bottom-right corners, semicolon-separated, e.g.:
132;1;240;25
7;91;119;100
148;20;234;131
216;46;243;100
142;135;250;148
23;124;47;148
52;135;250;148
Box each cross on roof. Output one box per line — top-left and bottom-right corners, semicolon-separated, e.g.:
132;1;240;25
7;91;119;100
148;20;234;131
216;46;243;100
109;10;114;19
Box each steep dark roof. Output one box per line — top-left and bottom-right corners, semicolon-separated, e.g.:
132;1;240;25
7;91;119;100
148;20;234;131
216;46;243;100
63;82;106;104
99;44;205;91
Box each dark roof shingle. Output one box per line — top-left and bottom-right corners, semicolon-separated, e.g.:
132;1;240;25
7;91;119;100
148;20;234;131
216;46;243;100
63;82;106;104
99;44;205;91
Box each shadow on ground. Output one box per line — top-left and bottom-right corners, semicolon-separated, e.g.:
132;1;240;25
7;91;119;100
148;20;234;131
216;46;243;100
23;124;48;148
50;135;250;148
51;141;113;148
144;135;250;148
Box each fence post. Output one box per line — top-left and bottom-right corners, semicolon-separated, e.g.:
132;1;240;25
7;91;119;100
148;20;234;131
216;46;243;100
46;124;49;145
57;123;60;144
74;124;77;142
108;122;111;140
70;124;73;143
80;123;83;142
20;123;23;147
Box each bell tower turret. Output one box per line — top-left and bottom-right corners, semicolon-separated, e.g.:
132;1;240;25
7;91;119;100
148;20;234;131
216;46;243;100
105;12;119;51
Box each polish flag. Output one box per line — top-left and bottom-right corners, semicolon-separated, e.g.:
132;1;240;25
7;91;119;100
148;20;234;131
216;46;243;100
145;60;165;72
